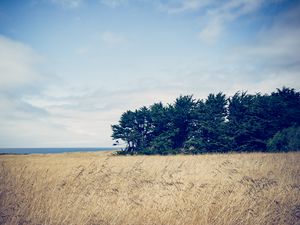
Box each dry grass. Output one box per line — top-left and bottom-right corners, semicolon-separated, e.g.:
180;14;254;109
0;151;299;225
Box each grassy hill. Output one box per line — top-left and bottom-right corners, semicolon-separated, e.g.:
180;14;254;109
0;151;299;225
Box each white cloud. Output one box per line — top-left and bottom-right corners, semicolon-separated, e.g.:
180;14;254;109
0;35;127;147
227;5;300;70
101;31;125;45
0;36;65;147
100;0;128;8
158;0;275;43
0;36;44;91
196;0;270;43
158;0;211;14
75;46;89;55
197;18;223;43
0;36;53;123
160;0;267;15
49;0;83;8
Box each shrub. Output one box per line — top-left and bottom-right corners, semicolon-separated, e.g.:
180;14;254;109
267;126;300;152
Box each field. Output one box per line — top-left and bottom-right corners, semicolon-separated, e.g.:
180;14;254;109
0;151;299;225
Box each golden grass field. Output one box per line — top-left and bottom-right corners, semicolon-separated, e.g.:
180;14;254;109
0;151;299;225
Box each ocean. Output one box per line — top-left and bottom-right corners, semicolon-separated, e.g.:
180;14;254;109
0;147;120;154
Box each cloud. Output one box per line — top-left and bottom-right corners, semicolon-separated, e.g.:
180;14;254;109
138;3;300;98
18;86;160;147
0;35;127;147
187;6;300;95
197;18;223;44
49;0;83;8
197;0;271;43
158;0;277;43
0;36;53;122
0;36;44;92
159;0;267;14
0;36;62;147
227;4;300;70
101;31;125;45
75;46;89;55
100;0;128;8
158;0;211;14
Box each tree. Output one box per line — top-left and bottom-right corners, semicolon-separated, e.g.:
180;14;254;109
111;106;152;153
111;110;139;153
186;93;228;153
168;95;197;151
227;92;272;151
111;87;300;155
147;102;174;154
267;126;300;152
270;87;300;131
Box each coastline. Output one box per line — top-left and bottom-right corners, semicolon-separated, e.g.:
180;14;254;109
0;147;119;155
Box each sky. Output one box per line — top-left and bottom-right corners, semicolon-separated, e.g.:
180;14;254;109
0;0;299;148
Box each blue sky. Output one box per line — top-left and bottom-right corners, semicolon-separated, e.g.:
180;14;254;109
0;0;299;147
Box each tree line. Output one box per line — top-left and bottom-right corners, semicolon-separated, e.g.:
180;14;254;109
111;87;300;155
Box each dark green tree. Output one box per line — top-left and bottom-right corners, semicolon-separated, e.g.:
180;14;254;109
270;87;300;130
147;102;174;154
134;106;153;150
267;126;300;151
227;92;269;151
168;95;197;151
111;87;300;155
111;107;152;153
186;93;228;153
111;110;139;153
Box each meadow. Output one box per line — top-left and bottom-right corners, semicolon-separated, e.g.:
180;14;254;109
0;151;299;225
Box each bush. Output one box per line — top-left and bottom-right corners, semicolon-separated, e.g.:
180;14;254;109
267;126;300;152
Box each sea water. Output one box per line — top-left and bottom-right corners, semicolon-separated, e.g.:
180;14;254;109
0;147;120;154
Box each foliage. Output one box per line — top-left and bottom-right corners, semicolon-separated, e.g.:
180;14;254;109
267;126;300;152
112;87;300;155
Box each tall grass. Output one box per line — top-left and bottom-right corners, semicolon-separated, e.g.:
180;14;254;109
0;151;299;225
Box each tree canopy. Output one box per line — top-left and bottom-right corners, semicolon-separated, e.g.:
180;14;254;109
112;87;300;155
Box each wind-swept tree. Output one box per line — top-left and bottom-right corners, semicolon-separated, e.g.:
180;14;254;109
186;93;228;153
227;92;267;151
111;87;300;154
147;102;174;154
111;110;139;153
168;95;197;151
111;106;152;152
270;87;300;130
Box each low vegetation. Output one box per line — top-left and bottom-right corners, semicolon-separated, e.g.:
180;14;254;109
0;151;299;225
112;87;300;155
